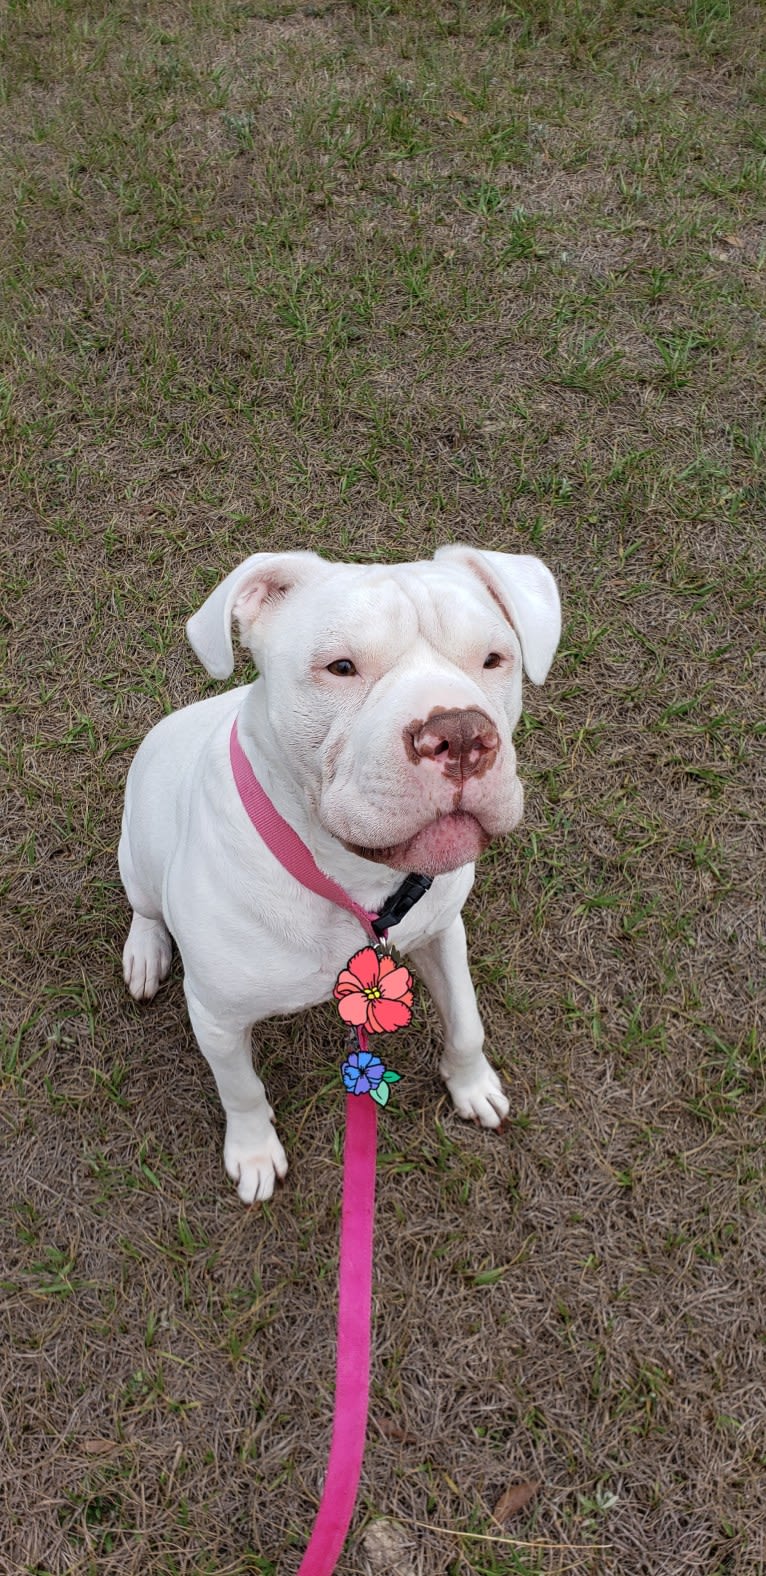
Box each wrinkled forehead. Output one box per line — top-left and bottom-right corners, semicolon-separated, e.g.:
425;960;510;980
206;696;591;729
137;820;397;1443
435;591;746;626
278;560;507;660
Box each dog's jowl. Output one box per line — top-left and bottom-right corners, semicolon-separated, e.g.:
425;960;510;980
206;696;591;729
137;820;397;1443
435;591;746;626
119;547;560;1202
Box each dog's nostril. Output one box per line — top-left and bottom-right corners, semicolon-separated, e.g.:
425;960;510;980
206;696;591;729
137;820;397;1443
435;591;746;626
434;740;450;756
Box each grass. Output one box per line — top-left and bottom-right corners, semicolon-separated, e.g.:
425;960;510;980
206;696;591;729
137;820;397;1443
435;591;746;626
1;0;765;1572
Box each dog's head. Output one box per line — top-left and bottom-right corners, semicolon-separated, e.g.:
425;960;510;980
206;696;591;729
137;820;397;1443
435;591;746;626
187;547;560;877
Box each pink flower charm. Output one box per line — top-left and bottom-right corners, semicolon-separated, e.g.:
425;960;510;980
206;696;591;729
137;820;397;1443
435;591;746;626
333;947;414;1035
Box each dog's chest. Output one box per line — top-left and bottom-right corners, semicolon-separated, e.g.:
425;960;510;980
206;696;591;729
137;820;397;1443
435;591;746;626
176;874;460;1025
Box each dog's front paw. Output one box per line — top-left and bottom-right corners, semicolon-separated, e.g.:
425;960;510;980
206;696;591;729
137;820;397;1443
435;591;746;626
123;914;172;1001
224;1118;288;1204
441;1054;510;1129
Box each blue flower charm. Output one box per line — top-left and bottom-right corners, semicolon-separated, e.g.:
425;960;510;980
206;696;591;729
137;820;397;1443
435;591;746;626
341;1046;402;1106
342;1048;385;1095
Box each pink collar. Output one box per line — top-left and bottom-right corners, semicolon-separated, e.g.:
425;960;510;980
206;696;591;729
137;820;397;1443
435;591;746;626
230;717;381;941
231;716;433;943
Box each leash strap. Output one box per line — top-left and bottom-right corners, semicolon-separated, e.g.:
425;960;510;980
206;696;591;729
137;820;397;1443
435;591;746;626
296;1092;377;1575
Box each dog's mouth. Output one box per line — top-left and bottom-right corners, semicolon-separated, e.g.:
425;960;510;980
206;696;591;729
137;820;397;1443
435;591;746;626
344;811;491;877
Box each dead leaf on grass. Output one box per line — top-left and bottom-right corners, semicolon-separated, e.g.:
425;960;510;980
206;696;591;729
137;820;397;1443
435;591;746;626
374;1415;418;1444
81;1438;121;1456
492;1480;540;1524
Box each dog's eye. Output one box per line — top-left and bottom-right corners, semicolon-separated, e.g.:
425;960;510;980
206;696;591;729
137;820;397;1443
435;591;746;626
483;652;503;670
326;659;358;677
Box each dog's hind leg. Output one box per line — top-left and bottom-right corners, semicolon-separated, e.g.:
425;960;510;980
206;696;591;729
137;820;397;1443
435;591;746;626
119;818;173;1001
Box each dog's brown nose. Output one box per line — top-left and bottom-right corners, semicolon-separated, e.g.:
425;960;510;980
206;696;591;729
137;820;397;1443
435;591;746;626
411;708;499;780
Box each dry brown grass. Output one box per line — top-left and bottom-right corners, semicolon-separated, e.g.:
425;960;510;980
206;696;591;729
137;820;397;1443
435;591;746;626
1;2;765;1573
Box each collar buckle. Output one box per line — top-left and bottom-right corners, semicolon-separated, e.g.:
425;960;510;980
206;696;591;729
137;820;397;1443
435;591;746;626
371;873;433;939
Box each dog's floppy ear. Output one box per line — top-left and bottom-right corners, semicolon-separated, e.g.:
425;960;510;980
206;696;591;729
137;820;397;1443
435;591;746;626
435;546;561;685
186;550;328;679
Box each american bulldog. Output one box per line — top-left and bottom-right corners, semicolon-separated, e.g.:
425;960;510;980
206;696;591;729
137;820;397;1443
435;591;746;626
119;547;560;1202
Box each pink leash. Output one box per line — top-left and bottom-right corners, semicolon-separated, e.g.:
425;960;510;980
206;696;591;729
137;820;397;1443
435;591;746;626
297;1091;377;1575
229;720;384;1573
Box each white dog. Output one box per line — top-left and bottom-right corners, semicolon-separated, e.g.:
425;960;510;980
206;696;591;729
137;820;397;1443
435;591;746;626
119;547;560;1202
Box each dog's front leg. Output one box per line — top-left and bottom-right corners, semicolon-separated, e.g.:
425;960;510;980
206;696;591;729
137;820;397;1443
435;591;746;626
184;987;288;1203
409;915;510;1128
